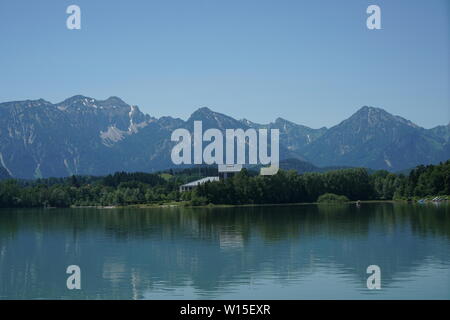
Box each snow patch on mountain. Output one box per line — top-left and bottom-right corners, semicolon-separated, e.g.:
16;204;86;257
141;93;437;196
128;105;149;133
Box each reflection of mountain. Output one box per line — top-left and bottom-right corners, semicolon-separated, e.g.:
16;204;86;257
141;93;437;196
0;204;449;299
1;96;449;178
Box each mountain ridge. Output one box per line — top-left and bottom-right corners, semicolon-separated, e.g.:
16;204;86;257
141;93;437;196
0;96;448;178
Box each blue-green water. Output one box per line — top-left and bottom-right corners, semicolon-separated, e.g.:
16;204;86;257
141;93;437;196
0;202;449;299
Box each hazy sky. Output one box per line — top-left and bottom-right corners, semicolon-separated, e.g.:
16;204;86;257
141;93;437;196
1;0;449;128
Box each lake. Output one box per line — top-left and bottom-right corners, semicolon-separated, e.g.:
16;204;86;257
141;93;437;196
0;202;449;299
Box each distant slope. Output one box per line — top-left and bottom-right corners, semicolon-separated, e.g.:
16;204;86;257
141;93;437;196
0;165;11;180
0;96;154;178
301;106;449;171
279;158;319;173
241;117;327;154
428;123;450;143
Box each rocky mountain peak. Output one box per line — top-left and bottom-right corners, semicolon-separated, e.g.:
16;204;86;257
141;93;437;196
187;107;244;129
188;107;215;119
274;117;292;125
345;106;419;129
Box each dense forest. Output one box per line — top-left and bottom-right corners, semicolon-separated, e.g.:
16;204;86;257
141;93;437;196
195;161;450;205
0;161;448;208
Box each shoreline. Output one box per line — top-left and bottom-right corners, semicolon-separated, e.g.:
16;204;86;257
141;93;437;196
1;199;447;210
72;199;400;210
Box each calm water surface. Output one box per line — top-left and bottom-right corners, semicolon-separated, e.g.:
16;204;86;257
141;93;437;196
0;202;449;299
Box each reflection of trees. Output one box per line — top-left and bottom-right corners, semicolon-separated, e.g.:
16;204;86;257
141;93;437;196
0;203;449;299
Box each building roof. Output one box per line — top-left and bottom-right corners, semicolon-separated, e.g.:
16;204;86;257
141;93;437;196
219;164;243;172
181;176;220;187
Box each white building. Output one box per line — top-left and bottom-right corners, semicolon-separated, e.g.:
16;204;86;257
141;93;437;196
179;176;220;192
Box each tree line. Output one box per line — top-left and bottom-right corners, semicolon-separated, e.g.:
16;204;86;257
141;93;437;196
192;161;450;205
0;161;448;208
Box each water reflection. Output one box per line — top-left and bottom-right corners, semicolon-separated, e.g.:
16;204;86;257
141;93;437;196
0;203;449;299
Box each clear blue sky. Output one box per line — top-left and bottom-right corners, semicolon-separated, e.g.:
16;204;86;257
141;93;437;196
0;0;448;128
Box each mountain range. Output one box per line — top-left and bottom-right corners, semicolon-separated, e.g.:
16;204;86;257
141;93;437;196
0;95;448;179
